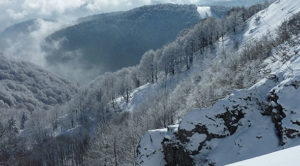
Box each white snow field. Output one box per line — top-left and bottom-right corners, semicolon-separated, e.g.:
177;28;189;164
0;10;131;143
242;0;300;44
197;6;212;18
227;145;300;166
216;0;300;54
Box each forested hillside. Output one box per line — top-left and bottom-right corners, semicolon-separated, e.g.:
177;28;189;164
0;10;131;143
0;56;79;165
44;4;227;81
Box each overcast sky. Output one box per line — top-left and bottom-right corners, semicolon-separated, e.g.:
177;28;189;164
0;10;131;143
0;0;212;31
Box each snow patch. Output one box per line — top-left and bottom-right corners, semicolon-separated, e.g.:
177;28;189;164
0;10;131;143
136;129;167;166
243;0;300;44
197;6;212;18
186;133;207;151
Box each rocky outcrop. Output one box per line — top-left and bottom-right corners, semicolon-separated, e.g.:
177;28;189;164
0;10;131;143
261;90;287;145
137;35;300;166
159;72;300;165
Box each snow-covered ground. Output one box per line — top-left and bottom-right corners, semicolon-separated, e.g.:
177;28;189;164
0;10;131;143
197;6;212;18
137;33;300;166
136;128;168;166
227;145;300;166
181;36;300;164
242;0;300;44
115;83;158;112
215;0;300;55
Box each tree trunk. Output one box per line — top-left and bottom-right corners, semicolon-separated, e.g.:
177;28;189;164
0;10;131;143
113;138;118;166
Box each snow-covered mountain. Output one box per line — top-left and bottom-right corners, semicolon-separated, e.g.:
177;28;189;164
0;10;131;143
0;55;78;112
1;0;299;165
136;0;300;165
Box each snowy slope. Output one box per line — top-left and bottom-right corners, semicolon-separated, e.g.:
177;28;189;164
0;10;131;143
137;33;300;166
136;0;300;165
227;145;300;166
0;55;78;112
178;36;300;164
216;0;300;55
242;0;300;44
137;128;168;166
115;83;158;112
197;6;212;18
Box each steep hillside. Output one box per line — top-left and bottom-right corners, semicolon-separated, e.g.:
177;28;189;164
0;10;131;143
136;0;300;165
44;4;218;77
137;33;300;166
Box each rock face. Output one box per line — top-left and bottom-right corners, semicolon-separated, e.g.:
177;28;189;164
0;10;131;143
136;36;300;165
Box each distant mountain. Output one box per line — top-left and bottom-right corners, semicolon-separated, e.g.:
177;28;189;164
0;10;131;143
45;4;228;80
0;18;54;51
0;19;38;38
0;19;38;49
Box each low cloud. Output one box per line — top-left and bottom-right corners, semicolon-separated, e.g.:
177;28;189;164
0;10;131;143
1;19;67;66
0;18;104;83
0;0;211;83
